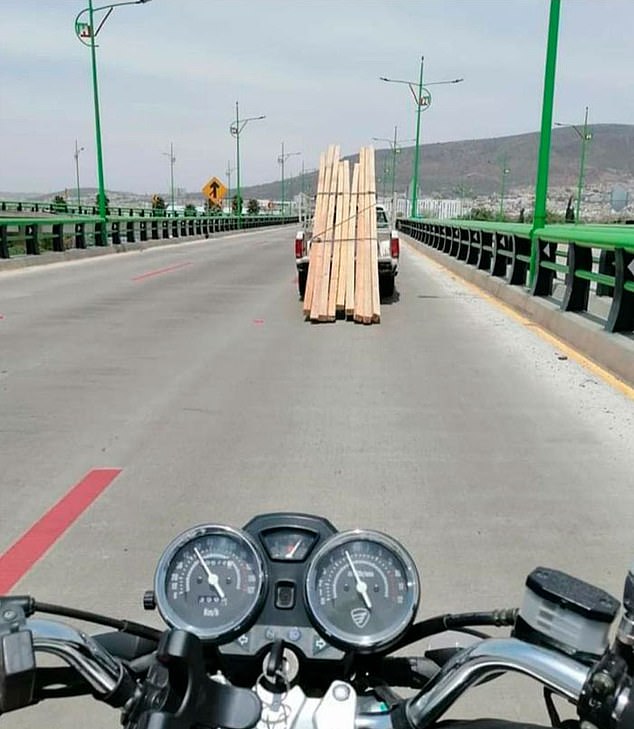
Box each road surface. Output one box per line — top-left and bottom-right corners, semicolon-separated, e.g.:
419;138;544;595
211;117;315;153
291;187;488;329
0;225;632;726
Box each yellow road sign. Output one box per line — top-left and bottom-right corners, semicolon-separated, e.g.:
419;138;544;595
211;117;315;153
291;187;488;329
202;177;227;203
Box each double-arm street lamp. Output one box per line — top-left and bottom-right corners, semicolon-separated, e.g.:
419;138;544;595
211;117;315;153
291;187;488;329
278;142;300;216
372;126;415;223
229;102;265;226
381;57;463;218
74;140;85;209
163;142;176;216
555;106;591;223
75;0;152;236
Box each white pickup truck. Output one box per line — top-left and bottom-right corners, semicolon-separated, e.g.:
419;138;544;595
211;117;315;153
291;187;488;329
294;205;400;300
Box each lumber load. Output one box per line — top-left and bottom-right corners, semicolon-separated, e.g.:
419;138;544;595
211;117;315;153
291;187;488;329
302;144;380;325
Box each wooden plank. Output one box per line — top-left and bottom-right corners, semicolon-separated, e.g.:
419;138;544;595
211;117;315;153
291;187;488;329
316;147;340;320
304;147;334;318
311;146;340;321
362;146;373;324
368;146;381;324
302;152;326;316
335;161;351;314
354;148;368;323
345;162;359;317
327;161;346;321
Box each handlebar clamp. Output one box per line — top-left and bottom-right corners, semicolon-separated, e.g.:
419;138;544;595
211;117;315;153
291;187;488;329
0;598;36;714
578;649;632;729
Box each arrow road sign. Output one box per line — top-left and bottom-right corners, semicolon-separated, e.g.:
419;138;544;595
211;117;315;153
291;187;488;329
202;177;227;203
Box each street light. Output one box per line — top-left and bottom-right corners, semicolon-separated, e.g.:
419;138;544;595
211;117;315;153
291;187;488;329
490;153;511;220
74;140;85;209
75;0;152;241
372;126;416;224
278;142;300;217
299;162;317;226
229;101;265;227
163;142;176;216
555;106;591;223
381;57;463;217
226;160;236;212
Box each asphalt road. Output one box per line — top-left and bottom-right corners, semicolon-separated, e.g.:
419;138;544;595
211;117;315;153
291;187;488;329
0;225;633;727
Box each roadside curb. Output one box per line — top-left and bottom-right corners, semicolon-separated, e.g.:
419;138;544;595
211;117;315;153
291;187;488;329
402;233;634;388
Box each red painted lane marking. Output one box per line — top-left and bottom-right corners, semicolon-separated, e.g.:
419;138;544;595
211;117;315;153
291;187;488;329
0;314;4;320
252;319;265;325
0;468;122;593
132;261;192;281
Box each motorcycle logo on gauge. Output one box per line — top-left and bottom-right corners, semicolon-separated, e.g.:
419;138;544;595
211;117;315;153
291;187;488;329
351;607;370;629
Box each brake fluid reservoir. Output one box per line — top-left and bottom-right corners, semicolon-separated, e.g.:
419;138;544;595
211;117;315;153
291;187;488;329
513;567;620;664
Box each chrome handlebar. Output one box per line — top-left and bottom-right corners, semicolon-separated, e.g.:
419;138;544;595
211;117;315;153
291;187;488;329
17;621;632;729
28;619;124;697
404;638;589;728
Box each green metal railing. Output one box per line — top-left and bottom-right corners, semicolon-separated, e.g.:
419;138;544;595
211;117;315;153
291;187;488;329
397;218;634;334
0;199;264;219
0;214;299;260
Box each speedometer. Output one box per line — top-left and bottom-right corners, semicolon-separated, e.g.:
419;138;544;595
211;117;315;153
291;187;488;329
154;524;267;642
305;530;419;652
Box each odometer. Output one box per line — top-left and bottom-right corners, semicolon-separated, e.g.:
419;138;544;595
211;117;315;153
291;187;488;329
305;530;419;651
154;524;267;642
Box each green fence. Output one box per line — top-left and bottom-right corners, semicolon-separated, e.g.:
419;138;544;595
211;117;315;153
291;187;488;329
0;199;279;219
397;219;634;334
0;214;299;259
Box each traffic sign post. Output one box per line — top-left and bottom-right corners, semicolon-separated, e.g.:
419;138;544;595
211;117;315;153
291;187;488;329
202;177;227;205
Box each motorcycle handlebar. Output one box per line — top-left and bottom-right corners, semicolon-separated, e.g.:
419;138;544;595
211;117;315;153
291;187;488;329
3;621;633;729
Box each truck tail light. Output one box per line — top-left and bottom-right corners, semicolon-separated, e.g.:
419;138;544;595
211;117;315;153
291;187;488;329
295;234;304;258
390;235;400;259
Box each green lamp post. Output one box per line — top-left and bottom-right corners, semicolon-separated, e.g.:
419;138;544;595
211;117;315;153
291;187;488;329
381;58;463;217
555;106;592;223
74;140;85;209
230;102;265;227
498;153;510;220
372;126;415;224
75;0;153;242
530;0;562;285
163;142;176;216
278;142;300;217
225;161;235;213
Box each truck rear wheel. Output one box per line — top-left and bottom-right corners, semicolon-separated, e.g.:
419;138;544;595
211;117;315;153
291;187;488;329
298;269;307;299
379;274;395;299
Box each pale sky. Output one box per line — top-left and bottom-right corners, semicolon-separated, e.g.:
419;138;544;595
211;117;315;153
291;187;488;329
1;0;633;195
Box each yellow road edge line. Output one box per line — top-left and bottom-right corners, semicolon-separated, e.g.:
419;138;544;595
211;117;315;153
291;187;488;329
404;239;634;400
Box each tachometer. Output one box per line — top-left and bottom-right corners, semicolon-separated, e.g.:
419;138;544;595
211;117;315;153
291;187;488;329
305;530;419;651
154;524;267;642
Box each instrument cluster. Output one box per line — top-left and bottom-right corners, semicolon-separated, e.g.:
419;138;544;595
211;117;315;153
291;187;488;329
153;513;420;658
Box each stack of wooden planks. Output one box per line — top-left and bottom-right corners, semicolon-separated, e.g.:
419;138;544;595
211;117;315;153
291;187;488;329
302;145;381;324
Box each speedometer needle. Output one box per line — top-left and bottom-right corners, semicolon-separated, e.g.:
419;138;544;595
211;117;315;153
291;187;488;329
194;547;226;600
345;551;372;610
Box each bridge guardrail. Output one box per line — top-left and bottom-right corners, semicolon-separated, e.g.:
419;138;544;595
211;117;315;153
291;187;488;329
0;214;299;259
0;200;289;219
397;218;634;334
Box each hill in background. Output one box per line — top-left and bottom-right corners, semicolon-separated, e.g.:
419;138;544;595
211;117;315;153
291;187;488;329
5;124;634;208
241;124;634;202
